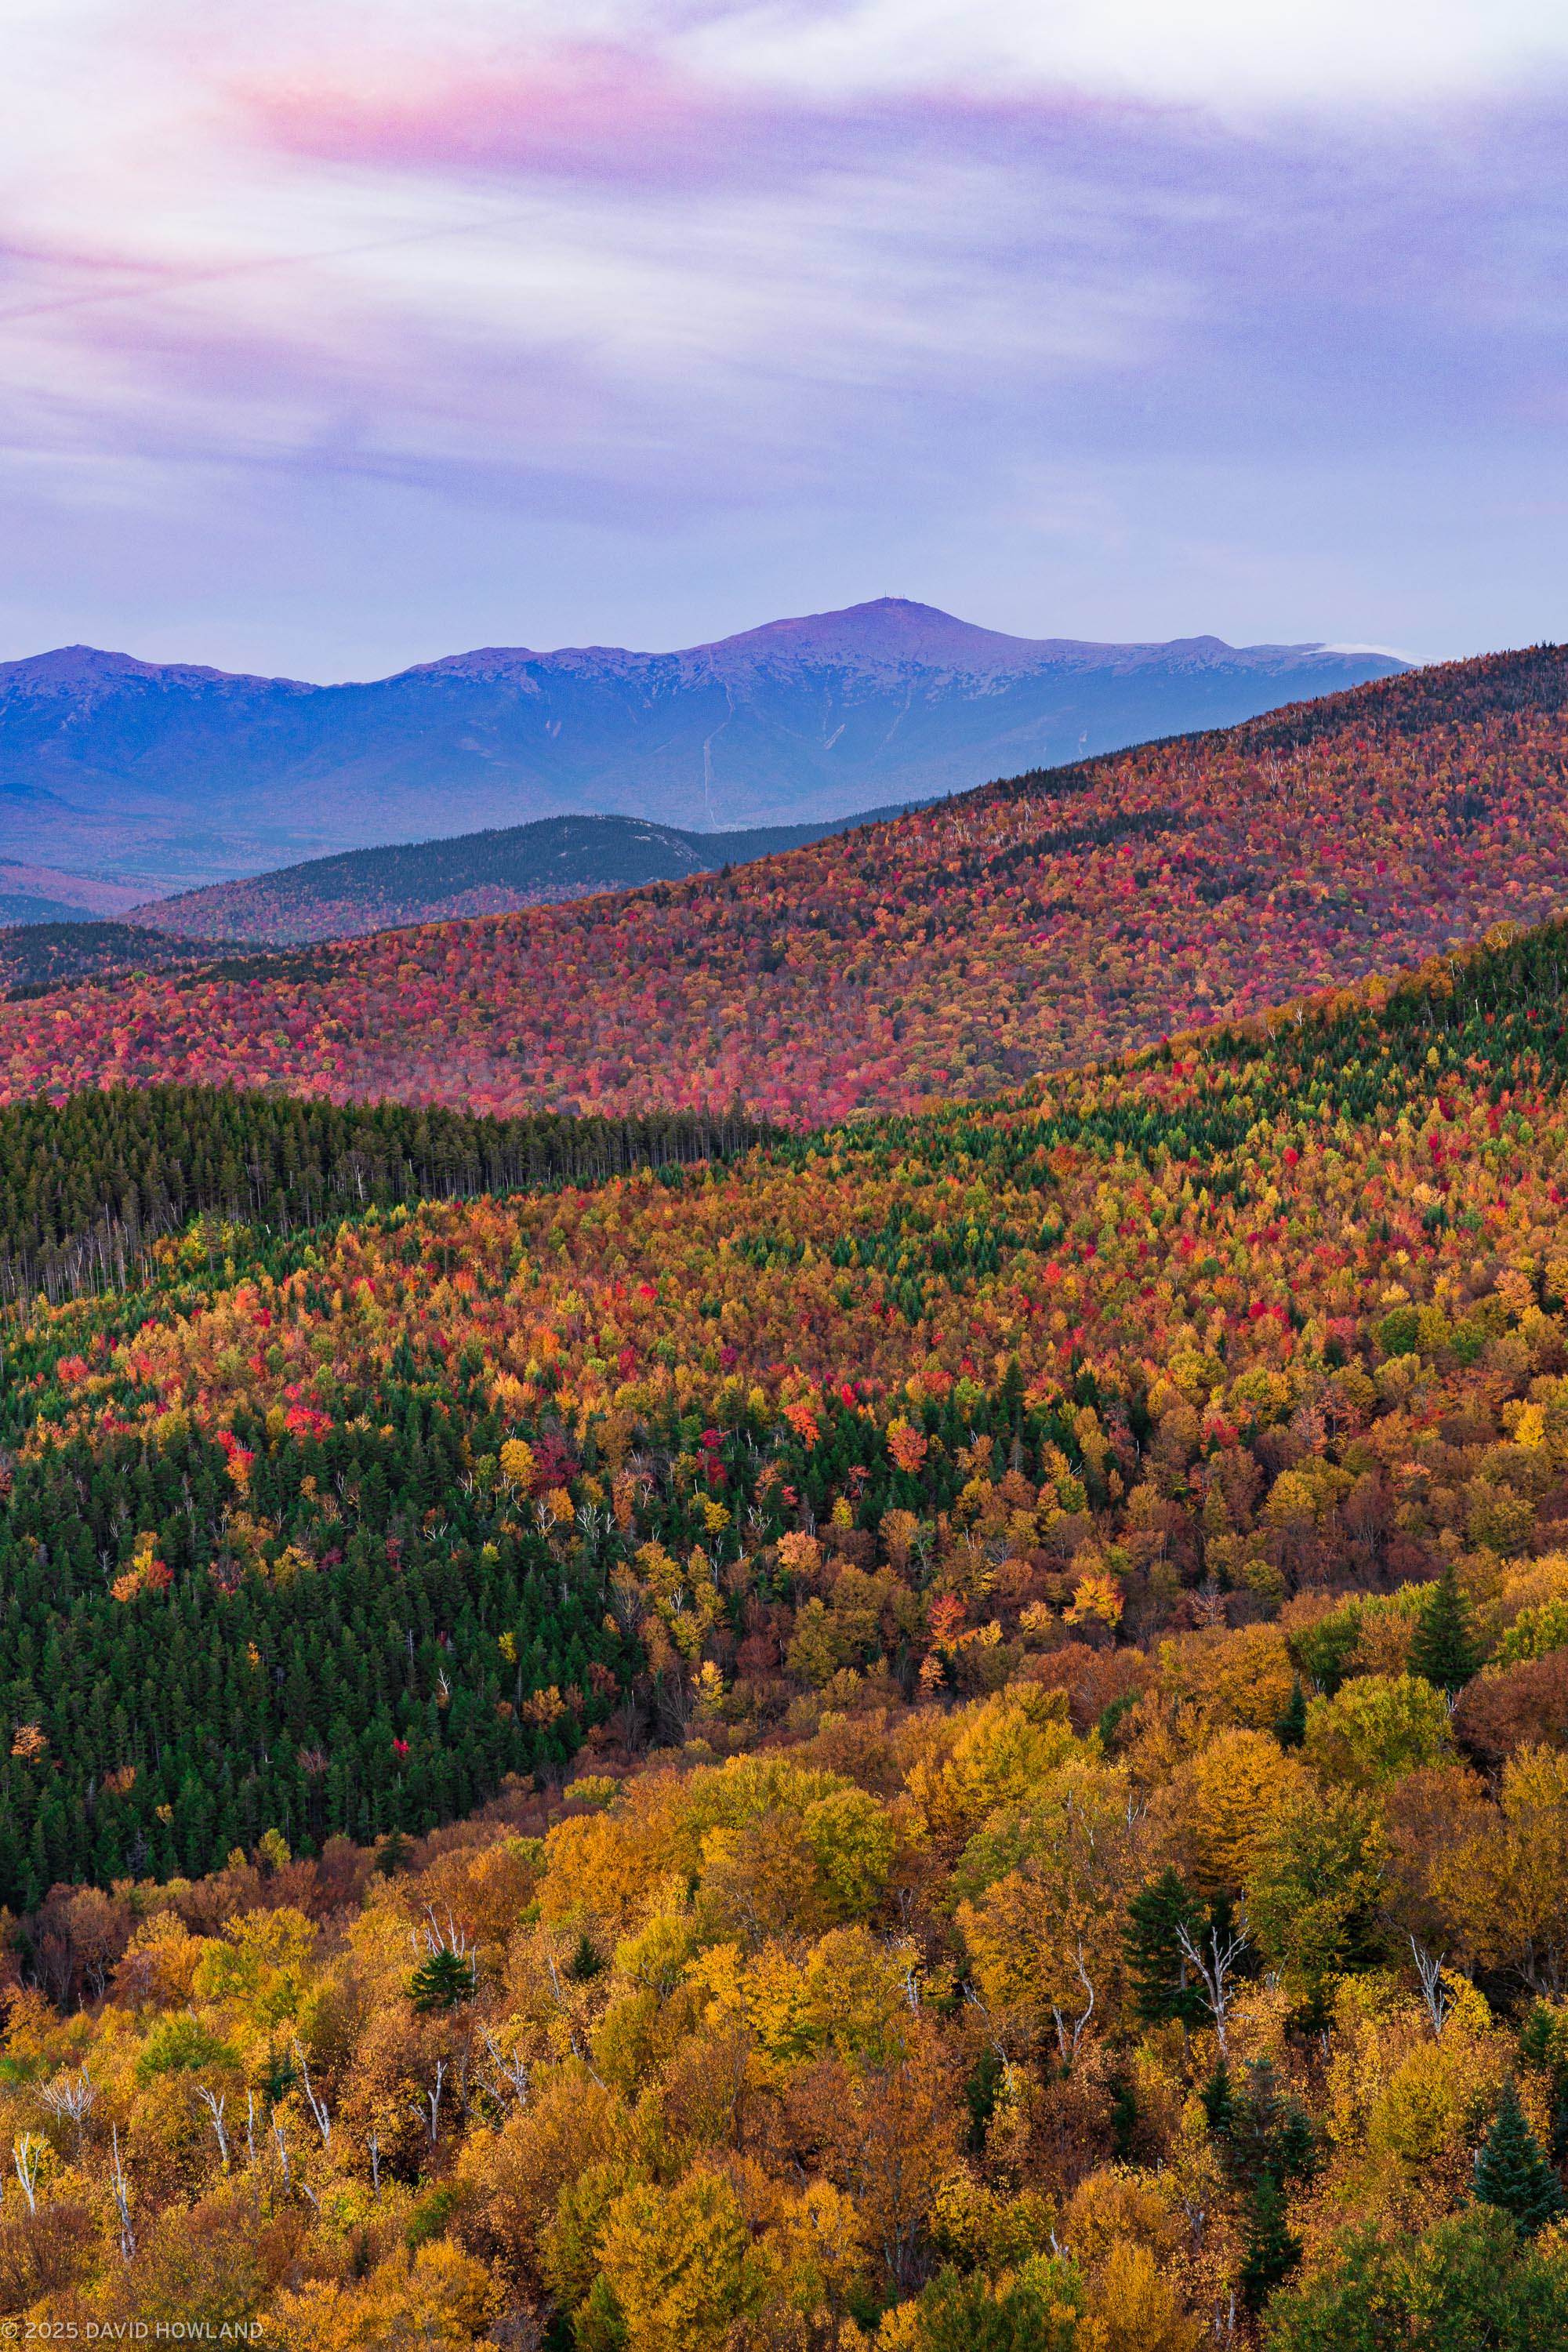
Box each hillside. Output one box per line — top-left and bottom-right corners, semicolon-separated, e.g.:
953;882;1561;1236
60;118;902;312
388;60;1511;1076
3;642;1566;1122
136;804;928;947
0;601;1403;886
4;906;1568;1888
2;917;1568;2333
0;1086;770;1305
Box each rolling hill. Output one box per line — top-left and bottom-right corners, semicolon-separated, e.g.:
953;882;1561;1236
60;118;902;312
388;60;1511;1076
0;600;1404;887
136;804;929;946
0;644;1561;1123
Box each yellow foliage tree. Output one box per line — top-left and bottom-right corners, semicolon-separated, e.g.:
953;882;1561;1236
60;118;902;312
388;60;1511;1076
1159;1727;1306;1895
595;2168;762;2352
908;1685;1079;1853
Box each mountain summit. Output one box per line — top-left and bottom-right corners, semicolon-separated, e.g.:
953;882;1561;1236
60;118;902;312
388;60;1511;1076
410;599;1359;686
682;597;1342;680
0;601;1406;889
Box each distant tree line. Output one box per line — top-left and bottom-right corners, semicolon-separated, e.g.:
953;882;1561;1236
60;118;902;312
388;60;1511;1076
0;1084;773;1304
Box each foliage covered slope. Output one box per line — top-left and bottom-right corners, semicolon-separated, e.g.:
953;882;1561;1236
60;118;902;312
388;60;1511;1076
0;1085;769;1305
138;807;927;947
5;1646;1568;2344
5;917;1568;2333
2;914;1568;1897
4;920;1568;2334
2;643;1566;1121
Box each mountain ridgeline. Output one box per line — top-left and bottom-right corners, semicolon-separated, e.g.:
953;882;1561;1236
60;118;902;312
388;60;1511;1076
0;598;1405;887
134;805;931;946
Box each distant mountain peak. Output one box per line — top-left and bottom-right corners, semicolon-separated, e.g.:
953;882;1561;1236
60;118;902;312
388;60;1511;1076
688;597;1051;675
393;602;1360;691
2;644;173;684
0;644;307;691
390;600;1065;684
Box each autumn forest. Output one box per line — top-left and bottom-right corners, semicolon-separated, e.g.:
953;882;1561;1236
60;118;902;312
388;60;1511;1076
2;654;1568;2343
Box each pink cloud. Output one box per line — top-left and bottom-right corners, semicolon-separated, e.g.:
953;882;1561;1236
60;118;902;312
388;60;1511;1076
241;40;816;190
235;33;1163;198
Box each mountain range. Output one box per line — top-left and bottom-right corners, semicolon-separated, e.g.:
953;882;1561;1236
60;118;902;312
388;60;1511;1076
0;599;1406;891
0;645;1551;1123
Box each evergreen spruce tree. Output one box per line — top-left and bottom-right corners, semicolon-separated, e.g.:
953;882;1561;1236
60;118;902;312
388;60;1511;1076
1273;1677;1308;1749
1519;2001;1557;2075
1200;2060;1235;2136
1206;2059;1319;2310
409;1945;477;2012
1124;1867;1208;2032
1409;1560;1482;1693
1239;2174;1300;2310
1475;2078;1566;2234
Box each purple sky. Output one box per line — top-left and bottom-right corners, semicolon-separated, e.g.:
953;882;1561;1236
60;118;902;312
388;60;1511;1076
4;0;1566;679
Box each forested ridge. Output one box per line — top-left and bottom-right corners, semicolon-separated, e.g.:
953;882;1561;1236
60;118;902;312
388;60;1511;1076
0;921;259;996
1;910;1568;2331
140;805;928;947
2;641;1566;1120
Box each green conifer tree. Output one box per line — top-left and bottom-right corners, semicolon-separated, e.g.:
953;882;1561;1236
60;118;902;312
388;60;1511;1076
1239;2174;1299;2310
1474;2078;1567;2234
1273;1678;1308;1748
565;1932;605;1983
1124;1867;1208;2031
1206;2058;1319;2308
1200;2060;1235;2136
1409;1561;1482;1693
408;1945;477;2013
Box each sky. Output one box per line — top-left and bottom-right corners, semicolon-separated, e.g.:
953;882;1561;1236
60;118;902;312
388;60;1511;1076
2;0;1566;680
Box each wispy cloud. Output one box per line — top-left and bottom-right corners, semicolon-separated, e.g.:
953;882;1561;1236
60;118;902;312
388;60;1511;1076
2;1;1566;674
